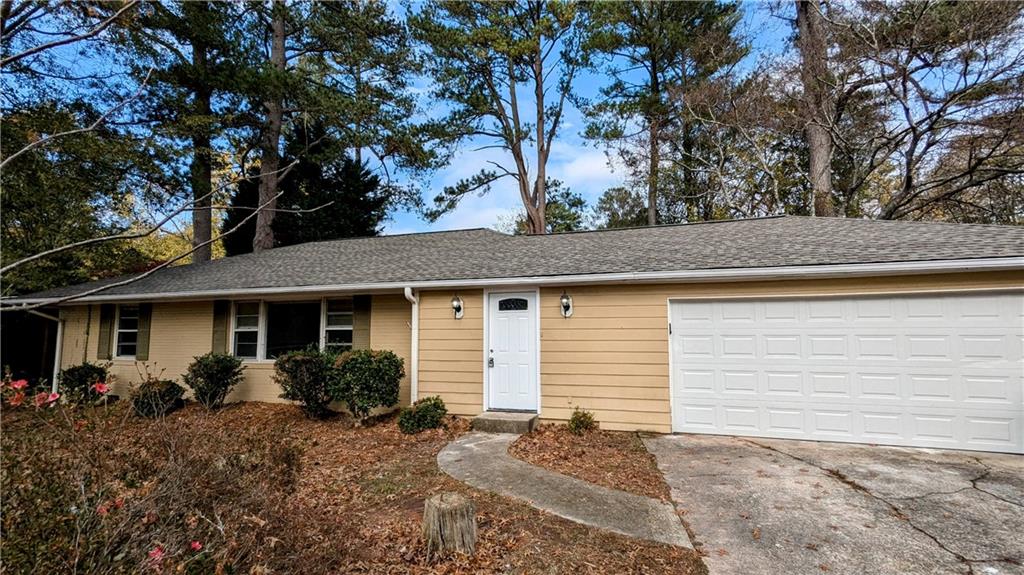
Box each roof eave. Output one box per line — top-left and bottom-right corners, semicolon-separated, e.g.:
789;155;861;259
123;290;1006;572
4;256;1022;307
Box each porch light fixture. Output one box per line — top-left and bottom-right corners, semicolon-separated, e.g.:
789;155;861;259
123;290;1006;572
451;295;464;319
559;292;573;318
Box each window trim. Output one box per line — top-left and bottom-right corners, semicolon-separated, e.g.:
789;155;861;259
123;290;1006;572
323;298;354;353
229;297;354;362
113;304;140;360
231;301;264;361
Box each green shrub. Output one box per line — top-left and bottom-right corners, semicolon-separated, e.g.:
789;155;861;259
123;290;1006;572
331;349;404;422
274;348;337;418
131;379;185;418
567;407;597;435
182;353;245;409
398;396;447;434
58;361;110;404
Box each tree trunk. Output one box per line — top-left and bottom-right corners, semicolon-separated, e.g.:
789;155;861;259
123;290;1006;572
795;0;835;217
532;34;547;235
422;492;476;558
191;131;212;263
252;0;287;253
190;13;212;264
648;121;659;226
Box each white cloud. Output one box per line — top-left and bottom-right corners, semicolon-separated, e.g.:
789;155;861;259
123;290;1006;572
384;128;628;235
547;141;625;200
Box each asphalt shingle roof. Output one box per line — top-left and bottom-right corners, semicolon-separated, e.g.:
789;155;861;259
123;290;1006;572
15;216;1024;301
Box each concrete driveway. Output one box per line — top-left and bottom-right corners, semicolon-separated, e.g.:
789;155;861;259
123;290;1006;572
644;435;1024;575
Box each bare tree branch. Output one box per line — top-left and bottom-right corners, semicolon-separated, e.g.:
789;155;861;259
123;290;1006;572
1;187;288;312
0;69;154;170
0;157;302;276
0;0;140;68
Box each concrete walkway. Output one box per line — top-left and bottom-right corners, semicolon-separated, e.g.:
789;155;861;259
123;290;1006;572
438;432;692;548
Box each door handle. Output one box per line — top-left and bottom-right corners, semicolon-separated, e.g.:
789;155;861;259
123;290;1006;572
488;357;494;368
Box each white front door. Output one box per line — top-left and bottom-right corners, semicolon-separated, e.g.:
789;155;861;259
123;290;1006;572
487;291;538;411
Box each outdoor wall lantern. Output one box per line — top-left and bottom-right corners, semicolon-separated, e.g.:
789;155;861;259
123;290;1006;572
559;291;573;318
451;295;464;319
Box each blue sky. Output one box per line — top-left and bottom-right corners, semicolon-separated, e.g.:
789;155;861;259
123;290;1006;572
383;1;793;235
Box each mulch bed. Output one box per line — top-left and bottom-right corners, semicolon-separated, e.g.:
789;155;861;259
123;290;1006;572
3;402;706;575
509;423;673;502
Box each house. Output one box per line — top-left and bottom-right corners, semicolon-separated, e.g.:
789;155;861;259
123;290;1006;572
9;216;1024;453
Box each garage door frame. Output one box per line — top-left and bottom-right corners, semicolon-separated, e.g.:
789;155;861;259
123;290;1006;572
666;286;1024;453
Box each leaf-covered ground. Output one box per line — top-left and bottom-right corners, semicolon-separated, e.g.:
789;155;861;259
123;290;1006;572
2;402;706;574
509;423;673;502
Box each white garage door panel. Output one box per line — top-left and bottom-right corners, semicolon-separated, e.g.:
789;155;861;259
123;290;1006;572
670;292;1024;453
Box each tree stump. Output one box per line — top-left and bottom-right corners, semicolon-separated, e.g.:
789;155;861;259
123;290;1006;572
422;492;476;558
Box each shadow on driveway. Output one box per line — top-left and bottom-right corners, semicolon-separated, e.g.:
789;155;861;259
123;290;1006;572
645;434;1023;575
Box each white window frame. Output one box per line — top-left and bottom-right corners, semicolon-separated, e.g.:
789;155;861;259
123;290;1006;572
229;297;355;362
323;298;354;353
231;301;264;361
114;304;140;360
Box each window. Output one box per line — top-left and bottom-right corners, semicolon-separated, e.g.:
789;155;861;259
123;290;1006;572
115;304;139;358
324;299;354;352
266;301;321;359
231;298;357;360
498;298;529;311
233;302;260;359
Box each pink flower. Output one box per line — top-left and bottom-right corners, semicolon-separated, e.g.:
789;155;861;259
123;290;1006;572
190;541;203;551
33;392;59;408
97;504;109;517
91;381;110;394
8;391;25;407
148;546;164;561
10;379;28;390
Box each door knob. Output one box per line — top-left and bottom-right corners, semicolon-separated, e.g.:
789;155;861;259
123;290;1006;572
488;357;494;368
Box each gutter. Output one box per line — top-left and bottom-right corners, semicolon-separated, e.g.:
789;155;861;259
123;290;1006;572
403;287;419;403
5;256;1024;305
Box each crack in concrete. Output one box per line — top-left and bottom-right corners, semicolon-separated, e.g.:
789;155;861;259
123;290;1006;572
740;439;1018;575
968;457;1024;509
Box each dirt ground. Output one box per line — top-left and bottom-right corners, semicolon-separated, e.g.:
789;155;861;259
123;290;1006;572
2;402;706;574
509;423;673;502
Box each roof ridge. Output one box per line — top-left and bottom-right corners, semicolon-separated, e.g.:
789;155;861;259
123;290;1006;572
514;215;790;238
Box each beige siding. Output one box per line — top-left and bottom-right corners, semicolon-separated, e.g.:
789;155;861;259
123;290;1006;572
416;290;484;416
61;301;219;398
54;270;1022;430
538;271;1024;432
56;295;416;406
368;294;413;406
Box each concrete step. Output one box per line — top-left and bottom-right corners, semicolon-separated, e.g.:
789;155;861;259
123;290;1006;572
472;411;538;434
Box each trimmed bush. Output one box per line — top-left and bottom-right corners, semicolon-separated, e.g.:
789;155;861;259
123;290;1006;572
58;362;110;405
567;407;597;435
182;353;245;409
331;350;404;422
275;348;336;419
398;396;447;434
131;379;185;418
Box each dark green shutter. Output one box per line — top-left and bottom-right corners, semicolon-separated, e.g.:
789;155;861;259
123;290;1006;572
353;295;371;350
97;304;115;359
212;300;231;354
135;303;152;361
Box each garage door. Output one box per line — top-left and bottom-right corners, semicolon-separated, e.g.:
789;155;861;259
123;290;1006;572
670;292;1024;453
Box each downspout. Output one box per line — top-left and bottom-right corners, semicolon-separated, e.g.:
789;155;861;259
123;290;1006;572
28;310;62;393
403;287;418;403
